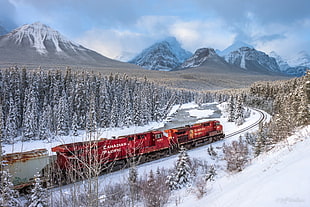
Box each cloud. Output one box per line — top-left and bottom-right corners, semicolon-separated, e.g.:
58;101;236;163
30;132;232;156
76;28;154;61
4;0;310;59
0;0;17;30
169;19;236;51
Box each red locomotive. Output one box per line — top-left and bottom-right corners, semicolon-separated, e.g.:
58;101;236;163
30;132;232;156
51;120;224;177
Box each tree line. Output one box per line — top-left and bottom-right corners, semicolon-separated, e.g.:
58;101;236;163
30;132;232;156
0;67;196;143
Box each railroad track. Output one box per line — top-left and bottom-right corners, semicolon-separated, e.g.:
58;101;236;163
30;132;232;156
226;108;266;138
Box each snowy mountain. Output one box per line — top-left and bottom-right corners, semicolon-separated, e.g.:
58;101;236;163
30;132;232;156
217;41;254;56
269;51;290;71
0;22;131;67
270;51;308;76
224;47;280;73
288;51;310;68
180;48;219;68
129;37;192;70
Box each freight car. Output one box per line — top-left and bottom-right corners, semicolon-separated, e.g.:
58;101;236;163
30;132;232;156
3;120;224;190
2;149;52;192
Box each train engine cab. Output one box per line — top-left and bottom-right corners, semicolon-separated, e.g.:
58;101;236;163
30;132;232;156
164;120;225;148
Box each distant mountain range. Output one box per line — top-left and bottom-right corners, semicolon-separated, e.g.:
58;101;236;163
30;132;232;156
129;38;309;76
0;22;137;69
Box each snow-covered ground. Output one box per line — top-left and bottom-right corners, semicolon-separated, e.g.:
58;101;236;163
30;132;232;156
180;126;310;207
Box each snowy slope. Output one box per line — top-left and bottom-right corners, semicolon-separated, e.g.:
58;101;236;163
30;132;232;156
224;47;280;72
3;22;83;55
270;51;308;76
180;48;218;68
129;37;192;70
288;51;310;68
269;51;290;71
180;126;310;207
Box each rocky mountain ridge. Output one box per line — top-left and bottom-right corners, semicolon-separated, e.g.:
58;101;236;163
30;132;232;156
129;37;192;70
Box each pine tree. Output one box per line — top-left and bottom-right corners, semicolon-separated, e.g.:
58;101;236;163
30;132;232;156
235;96;245;126
0;169;21;207
4;95;18;143
86;94;98;132
227;96;235;122
23;87;38;140
167;147;192;190
28;172;49;207
71;112;79;136
38;103;53;141
55;93;69;136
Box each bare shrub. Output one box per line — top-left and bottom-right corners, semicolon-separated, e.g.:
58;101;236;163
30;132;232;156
140;169;170;207
223;138;249;172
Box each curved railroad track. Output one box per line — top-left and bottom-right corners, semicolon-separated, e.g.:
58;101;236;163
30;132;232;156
225;108;266;138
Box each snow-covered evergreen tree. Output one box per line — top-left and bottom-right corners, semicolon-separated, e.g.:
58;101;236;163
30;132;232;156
55;93;70;136
38;103;53;141
167;147;192;190
4;95;18;143
71;112;78;136
235;96;245;126
0;169;21;207
28;172;49;207
23;87;38;140
227;96;235;122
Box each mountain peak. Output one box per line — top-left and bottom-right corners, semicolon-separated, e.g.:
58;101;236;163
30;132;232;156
218;41;254;56
8;22;79;54
129;37;192;70
180;48;218;68
224;47;280;72
288;51;310;67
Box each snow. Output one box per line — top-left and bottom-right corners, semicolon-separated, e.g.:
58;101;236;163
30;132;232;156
10;22;82;55
129;36;192;70
187;109;213;118
179;126;310;207
240;52;246;69
224;47;280;72
287;51;310;67
181;48;216;68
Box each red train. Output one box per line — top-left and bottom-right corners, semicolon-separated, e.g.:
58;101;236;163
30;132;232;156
3;120;224;190
51;120;224;177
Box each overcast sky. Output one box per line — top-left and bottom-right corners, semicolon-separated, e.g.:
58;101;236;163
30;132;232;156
1;0;310;60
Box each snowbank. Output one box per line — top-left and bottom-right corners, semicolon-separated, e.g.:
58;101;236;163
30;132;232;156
180;126;310;207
